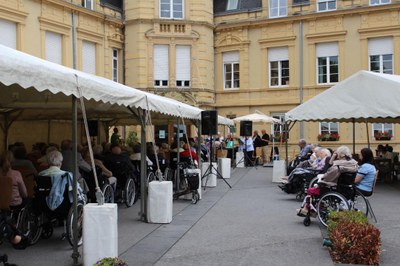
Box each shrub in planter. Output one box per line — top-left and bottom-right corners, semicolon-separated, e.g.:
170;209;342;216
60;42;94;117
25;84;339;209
327;210;368;235
329;221;381;265
94;257;128;266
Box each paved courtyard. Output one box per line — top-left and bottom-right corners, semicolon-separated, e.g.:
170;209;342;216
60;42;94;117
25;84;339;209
2;166;400;265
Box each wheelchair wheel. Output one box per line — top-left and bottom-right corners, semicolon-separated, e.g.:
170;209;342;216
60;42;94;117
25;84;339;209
352;190;369;217
66;202;84;247
308;176;319;189
164;167;174;182
191;191;199;204
124;178;136;208
102;184;114;204
147;172;156;183
18;206;43;245
317;192;349;227
303;217;311;226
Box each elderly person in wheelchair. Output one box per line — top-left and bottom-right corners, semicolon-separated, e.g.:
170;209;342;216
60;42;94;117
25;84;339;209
279;147;331;194
38;150;84;211
296;146;358;218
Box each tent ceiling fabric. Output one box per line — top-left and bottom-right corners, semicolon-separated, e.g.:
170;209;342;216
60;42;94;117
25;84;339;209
233;113;281;124
0;45;199;121
285;71;400;123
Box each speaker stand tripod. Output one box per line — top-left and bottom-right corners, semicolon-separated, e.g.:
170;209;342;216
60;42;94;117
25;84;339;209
201;138;232;190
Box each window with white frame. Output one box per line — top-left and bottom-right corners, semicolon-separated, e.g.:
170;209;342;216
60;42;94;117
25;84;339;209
316;42;339;84
269;0;287;18
223;51;240;90
160;0;183;19
268;47;289;87
82;41;96;74
373;123;393;140
370;0;390;6
176;45;191;87
0;19;17;49
112;48;119;82
368;37;393;74
45;31;62;65
320;122;339;135
154;44;169;87
317;0;336;12
82;0;94;9
227;0;239;10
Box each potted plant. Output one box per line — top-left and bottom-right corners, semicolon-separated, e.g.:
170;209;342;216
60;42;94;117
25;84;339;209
375;131;392;141
94;257;128;266
318;133;340;141
326;211;381;265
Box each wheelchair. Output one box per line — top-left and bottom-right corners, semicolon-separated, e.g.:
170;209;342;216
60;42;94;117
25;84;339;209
107;163;138;208
80;166;114;204
299;171;370;227
21;173;86;246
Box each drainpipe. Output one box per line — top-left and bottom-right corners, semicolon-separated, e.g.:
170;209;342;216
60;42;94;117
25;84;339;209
299;20;304;139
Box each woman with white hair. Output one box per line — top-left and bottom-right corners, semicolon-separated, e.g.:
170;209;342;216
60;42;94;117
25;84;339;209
319;146;358;187
39;150;83;211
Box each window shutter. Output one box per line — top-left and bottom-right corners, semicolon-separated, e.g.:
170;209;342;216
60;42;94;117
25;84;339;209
268;47;289;61
176;45;190;82
0;19;17;49
316;42;338;57
368;37;393;55
45;31;62;64
223;51;239;63
82;41;96;74
154;45;169;81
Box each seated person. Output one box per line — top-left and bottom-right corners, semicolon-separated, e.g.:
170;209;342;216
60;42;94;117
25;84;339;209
180;143;199;165
104;143;136;184
298;139;312;160
147;144;167;173
0;151;27;209
38;150;83;211
281;147;330;183
0;212;28;249
11;145;37;175
81;147;117;191
354;148;376;196
297;146;358;216
129;143;153;167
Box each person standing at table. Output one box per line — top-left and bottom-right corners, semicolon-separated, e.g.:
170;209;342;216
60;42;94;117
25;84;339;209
244;136;254;166
260;129;270;165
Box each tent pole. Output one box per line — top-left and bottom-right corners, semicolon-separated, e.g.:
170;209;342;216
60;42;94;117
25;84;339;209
176;118;180;190
285;122;289;170
138;109;147;222
365;119;370;149
2;113;9;151
353;119;356;155
197;121;202;169
71;96;79;265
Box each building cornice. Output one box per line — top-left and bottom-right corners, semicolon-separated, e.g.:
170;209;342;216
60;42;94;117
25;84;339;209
306;30;347;41
43;0;123;25
214;4;400;31
0;4;28;24
125;18;214;30
358;25;400;38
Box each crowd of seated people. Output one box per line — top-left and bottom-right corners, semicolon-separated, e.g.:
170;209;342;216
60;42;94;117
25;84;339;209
292;145;375;217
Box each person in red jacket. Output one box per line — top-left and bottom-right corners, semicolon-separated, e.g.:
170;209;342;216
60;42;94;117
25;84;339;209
180;143;199;164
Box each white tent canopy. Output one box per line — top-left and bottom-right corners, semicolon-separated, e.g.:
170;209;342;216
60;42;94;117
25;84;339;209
0;44;199;120
233;112;281;124
0;44;233;126
285;71;400;123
